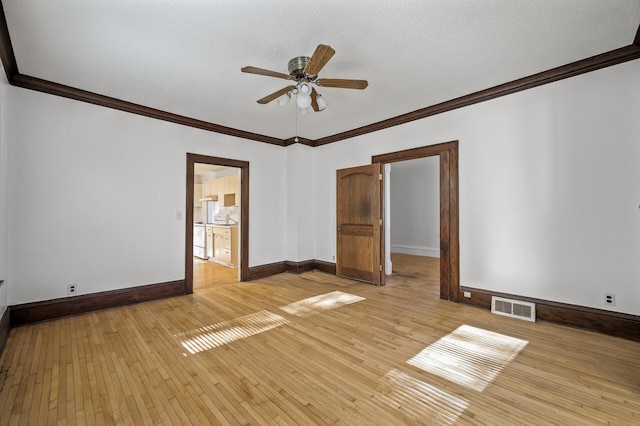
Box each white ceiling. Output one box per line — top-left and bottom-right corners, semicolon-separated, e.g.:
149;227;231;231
3;0;639;141
193;163;228;176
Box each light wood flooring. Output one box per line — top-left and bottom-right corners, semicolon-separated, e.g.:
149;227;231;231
193;258;239;291
1;254;639;425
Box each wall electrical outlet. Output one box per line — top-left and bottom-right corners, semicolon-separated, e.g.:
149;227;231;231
463;291;471;298
332;255;335;261
67;284;77;295
176;211;183;220
604;293;615;306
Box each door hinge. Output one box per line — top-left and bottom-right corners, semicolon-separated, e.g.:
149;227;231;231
379;265;383;271
379;219;382;226
379;173;383;181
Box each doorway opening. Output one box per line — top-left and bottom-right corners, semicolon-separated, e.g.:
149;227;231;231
185;153;250;294
373;141;459;301
385;156;441;298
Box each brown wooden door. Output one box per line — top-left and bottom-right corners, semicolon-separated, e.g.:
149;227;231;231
336;163;384;285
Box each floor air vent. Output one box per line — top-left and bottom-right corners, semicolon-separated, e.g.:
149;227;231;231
491;297;536;322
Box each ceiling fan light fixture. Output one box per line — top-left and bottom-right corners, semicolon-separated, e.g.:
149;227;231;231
242;44;367;116
299;83;311;95
296;92;312;109
316;94;328;111
277;93;291;106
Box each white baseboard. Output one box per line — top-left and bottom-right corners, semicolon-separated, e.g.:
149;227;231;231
390;244;440;258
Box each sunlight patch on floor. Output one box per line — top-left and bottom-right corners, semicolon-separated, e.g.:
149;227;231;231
376;369;468;425
279;291;366;317
176;310;288;354
407;324;528;392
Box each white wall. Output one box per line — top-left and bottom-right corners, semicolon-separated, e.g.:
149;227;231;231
7;87;288;305
0;72;8;317
313;59;640;316
5;58;639;317
284;143;316;262
389;157;440;257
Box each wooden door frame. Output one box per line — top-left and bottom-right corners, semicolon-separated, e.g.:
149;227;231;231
372;141;460;301
185;153;250;293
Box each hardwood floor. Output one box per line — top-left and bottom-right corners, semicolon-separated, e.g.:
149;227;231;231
1;255;639;425
388;253;440;297
193;258;238;290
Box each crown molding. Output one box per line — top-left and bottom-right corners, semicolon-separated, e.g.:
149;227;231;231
11;74;288;147
1;6;639;148
283;136;314;147
313;43;640;146
0;0;17;82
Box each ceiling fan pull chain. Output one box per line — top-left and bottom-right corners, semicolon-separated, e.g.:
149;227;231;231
294;103;299;143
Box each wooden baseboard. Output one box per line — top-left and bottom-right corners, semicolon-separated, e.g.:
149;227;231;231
0;306;9;357
311;260;337;275
285;260;315;274
10;280;186;326
460;287;640;341
246;261;287;280
8;265;633;344
7;259;338;326
390;245;440;258
248;259;337;280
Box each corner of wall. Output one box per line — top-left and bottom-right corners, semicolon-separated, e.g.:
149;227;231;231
0;70;9;315
284;143;316;261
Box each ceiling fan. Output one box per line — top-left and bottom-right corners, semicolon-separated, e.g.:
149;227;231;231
241;44;368;112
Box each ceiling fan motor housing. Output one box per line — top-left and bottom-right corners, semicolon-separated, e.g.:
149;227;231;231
288;56;311;79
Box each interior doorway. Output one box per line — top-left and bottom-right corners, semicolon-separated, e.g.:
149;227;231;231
185;153;250;294
373;141;460;301
193;164;241;290
384;156;441;298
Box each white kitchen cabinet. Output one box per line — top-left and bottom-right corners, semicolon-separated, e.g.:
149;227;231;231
205;226;214;258
212;225;238;266
208;179;218;200
194;183;202;207
220;174;239;206
217;176;229;202
202;175;237;204
213;233;222;260
228;173;238;196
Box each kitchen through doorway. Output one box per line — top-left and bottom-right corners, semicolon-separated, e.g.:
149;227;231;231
193;163;241;290
185;153;250;294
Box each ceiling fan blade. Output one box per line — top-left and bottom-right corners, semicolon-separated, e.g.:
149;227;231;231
316;78;368;90
256;85;295;104
241;66;292;80
304;44;335;76
310;88;320;112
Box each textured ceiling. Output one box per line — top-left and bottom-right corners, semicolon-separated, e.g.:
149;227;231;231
194;163;228;176
3;0;640;141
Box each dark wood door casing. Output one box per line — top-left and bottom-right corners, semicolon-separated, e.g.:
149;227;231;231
372;141;459;301
336;163;384;285
185;153;250;293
